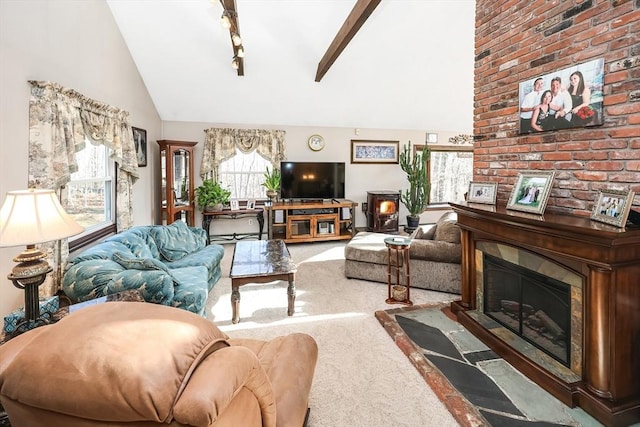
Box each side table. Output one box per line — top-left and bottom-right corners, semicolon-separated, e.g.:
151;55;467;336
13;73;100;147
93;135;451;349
202;208;264;244
384;236;413;306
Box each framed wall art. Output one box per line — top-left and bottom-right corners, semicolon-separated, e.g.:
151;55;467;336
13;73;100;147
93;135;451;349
507;171;555;215
467;182;497;205
518;58;604;134
132;127;147;167
350;140;399;164
590;189;634;228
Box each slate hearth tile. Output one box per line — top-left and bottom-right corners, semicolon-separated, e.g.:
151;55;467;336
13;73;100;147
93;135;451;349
449;328;490;354
480;359;601;426
401;305;461;333
426;354;523;417
464;349;500;365
396;315;464;361
479;409;570;427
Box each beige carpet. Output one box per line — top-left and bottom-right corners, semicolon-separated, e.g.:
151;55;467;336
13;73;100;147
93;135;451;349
205;241;460;427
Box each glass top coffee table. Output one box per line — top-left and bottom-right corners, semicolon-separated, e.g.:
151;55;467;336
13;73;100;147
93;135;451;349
229;240;297;324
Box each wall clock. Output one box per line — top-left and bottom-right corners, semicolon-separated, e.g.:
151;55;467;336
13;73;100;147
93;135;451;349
308;134;325;151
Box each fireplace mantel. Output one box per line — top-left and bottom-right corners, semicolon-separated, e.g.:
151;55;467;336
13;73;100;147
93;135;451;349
450;202;640;427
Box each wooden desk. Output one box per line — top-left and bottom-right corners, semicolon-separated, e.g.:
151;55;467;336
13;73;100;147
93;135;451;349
202;208;264;244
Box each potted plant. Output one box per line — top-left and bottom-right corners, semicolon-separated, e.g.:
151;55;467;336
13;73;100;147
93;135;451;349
262;166;281;202
399;141;429;232
195;179;231;212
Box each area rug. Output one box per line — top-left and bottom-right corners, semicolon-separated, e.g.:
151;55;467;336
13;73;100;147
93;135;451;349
375;304;600;427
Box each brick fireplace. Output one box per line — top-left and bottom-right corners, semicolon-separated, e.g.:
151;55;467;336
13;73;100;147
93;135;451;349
451;202;640;426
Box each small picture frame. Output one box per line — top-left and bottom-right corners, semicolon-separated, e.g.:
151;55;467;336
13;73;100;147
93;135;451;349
230;200;239;211
246;199;256;210
467;182;497;205
507;171;555;215
590;189;635;228
132;127;147;167
426;133;438;143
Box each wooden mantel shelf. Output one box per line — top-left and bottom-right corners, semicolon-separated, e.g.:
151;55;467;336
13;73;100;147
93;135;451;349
450;202;640;427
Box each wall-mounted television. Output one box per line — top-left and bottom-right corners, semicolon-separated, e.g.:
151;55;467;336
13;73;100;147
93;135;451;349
280;162;345;200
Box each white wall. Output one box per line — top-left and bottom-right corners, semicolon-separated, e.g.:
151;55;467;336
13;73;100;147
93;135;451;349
162;121;464;230
0;0;161;317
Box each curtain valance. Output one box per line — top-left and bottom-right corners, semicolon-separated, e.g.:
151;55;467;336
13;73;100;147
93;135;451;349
201;128;286;179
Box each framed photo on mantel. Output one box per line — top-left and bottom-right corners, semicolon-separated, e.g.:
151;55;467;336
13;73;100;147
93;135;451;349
507;171;555;215
590;189;634;228
467;182;497;205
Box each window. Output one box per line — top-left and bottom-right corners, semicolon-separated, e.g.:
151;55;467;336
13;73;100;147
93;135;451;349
218;149;270;199
415;145;473;206
66;142;116;247
427;146;474;205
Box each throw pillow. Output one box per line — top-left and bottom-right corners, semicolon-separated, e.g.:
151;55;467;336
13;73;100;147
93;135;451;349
412;226;436;240
150;221;205;262
433;219;461;244
112;251;171;274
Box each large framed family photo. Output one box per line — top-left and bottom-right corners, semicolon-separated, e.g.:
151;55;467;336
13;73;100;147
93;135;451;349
518;58;604;134
507;171;555;215
590;189;635;228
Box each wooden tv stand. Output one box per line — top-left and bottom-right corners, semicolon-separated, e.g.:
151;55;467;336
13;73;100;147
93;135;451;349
266;200;358;243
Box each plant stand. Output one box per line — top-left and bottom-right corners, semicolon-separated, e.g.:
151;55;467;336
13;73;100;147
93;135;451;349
384;236;413;306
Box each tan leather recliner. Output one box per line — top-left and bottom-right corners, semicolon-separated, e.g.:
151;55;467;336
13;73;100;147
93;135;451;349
0;302;318;427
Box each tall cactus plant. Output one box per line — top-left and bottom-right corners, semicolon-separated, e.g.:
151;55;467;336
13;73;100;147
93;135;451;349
399;141;430;217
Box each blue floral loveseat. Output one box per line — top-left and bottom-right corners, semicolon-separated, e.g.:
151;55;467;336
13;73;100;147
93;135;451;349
62;222;224;316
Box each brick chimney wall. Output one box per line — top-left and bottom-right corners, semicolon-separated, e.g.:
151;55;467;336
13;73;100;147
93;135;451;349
473;0;640;216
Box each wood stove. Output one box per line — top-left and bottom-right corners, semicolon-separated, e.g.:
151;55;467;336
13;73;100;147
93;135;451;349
366;191;399;233
450;202;640;427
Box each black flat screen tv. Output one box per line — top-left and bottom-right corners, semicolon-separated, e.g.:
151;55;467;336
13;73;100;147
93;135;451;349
280;162;345;200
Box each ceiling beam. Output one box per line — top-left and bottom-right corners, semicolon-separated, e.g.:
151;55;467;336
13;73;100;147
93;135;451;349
220;0;244;76
315;0;382;82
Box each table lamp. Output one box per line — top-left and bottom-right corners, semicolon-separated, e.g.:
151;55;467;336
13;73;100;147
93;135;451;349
0;189;84;335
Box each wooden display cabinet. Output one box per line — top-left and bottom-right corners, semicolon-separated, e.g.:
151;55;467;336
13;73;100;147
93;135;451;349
267;200;357;243
158;140;197;225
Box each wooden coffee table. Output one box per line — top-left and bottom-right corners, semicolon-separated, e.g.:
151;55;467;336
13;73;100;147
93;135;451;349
229;240;297;324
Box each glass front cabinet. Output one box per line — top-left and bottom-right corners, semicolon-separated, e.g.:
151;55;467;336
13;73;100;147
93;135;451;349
158;140;197;225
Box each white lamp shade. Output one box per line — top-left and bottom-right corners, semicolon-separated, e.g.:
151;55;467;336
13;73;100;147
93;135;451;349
0;189;84;247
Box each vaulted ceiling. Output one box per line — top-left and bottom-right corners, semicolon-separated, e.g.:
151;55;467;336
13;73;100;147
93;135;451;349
107;0;476;132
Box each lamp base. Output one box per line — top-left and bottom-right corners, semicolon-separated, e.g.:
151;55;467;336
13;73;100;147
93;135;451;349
6;245;53;340
7;310;52;339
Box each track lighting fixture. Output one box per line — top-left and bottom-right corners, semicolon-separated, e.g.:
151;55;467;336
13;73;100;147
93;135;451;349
220;10;231;29
231;32;242;46
219;1;244;76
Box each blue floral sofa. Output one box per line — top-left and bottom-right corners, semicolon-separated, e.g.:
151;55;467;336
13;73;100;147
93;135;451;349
62;222;224;316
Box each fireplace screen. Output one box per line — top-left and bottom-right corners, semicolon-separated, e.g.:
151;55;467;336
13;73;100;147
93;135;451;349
483;254;571;366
